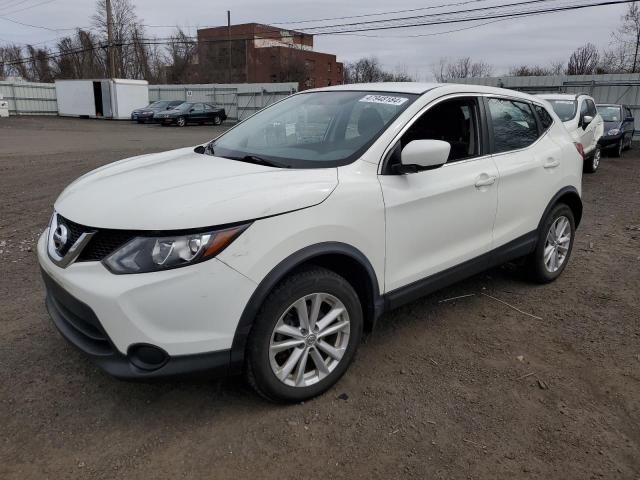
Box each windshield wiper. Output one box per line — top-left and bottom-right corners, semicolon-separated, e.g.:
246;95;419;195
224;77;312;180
224;154;287;168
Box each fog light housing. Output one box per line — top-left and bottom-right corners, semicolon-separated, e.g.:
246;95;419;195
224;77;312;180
128;344;169;371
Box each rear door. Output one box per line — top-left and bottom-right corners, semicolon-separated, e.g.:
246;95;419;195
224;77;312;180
486;97;558;247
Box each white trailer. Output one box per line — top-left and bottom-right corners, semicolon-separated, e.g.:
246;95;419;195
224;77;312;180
55;79;148;119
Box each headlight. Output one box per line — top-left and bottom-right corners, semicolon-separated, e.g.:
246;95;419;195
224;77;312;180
103;224;249;274
607;128;620;136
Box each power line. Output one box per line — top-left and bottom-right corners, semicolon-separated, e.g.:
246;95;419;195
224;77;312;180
297;0;559;31
3;0;56;16
1;0;634;67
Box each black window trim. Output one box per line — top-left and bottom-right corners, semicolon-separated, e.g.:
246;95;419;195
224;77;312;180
483;96;546;156
531;101;555;135
380;93;490;175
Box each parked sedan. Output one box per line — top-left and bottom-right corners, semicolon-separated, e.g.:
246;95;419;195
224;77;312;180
597;104;634;157
155;102;227;127
131;100;184;123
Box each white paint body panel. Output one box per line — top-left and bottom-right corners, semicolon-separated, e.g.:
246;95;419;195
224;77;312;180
38;232;257;355
55;147;338;230
538;94;604;155
40;82;582;360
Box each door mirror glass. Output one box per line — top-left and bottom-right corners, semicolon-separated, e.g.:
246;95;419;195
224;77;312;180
582;115;593;127
401;140;450;170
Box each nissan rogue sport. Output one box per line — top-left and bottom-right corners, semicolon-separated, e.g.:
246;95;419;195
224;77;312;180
39;83;583;402
538;93;604;173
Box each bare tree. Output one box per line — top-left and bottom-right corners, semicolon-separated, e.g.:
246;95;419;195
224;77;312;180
432;57;493;82
344;56;415;83
508;60;565;76
567;43;600;75
92;0;151;79
164;28;197;83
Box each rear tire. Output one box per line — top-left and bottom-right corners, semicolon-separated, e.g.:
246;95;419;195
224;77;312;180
583;146;601;173
213;115;222;126
245;267;363;403
525;204;575;284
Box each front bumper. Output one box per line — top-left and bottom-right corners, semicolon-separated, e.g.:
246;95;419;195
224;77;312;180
37;230;257;379
599;134;623;148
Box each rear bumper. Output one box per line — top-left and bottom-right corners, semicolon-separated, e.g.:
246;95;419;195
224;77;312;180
42;268;233;380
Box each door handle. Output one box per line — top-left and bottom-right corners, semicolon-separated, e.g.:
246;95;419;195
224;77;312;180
544;158;560;169
474;174;497;188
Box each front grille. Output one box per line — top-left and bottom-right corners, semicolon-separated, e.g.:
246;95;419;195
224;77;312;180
56;214;135;262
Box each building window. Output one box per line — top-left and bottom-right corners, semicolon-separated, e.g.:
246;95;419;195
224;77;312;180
328;63;331;73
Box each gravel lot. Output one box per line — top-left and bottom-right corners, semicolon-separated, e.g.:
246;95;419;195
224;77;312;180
1;117;639;479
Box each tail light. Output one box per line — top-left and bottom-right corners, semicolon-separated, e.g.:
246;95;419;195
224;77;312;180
574;142;585;160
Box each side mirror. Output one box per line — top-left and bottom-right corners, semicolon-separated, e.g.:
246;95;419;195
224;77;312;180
626;116;634;122
399;140;450;172
190;109;196;112
582;115;593;127
193;145;206;154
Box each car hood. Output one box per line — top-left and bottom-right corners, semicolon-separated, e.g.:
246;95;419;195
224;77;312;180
55;147;338;230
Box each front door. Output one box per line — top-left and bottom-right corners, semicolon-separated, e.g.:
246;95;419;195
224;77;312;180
379;96;499;293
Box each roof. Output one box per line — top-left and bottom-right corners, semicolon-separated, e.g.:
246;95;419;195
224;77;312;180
309;82;549;102
537;93;590;100
311;82;441;94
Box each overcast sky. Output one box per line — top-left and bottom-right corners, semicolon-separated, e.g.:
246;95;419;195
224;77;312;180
0;0;627;79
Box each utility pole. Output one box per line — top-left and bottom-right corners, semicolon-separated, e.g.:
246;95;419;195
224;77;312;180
106;0;116;78
227;10;231;84
633;26;640;73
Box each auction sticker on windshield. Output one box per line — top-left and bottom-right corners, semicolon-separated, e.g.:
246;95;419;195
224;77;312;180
360;94;409;106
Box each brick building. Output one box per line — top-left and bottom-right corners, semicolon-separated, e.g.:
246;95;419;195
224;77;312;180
197;23;343;89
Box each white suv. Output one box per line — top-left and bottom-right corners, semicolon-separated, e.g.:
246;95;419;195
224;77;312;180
538;93;604;173
39;83;583;402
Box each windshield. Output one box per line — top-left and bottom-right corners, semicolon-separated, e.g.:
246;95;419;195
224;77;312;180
597;105;622;122
209;91;417;168
149;101;170;109
547;100;577;122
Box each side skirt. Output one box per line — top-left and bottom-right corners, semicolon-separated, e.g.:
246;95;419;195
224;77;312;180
382;231;538;312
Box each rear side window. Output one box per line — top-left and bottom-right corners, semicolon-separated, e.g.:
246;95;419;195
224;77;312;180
487;98;539;153
534;104;554;132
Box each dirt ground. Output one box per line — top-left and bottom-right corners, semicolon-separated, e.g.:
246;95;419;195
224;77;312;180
0;117;639;480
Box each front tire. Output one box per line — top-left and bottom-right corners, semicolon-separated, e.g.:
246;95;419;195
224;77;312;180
176;116;186;127
584;146;601;173
526;204;575;283
245;267;363;403
612;139;623;158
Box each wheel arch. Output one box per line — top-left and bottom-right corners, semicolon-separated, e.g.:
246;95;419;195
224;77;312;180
229;242;383;372
539;186;583;229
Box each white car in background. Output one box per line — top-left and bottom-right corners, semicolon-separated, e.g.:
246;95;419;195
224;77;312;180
538;93;604;173
39;83;584;402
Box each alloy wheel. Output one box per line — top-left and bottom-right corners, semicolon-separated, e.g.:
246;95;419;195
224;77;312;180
177;116;186;127
593;148;601;170
269;293;350;388
544;216;571;273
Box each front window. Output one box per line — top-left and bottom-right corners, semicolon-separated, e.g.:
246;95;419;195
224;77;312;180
547;100;577;122
209;91;417;168
597;106;622;122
